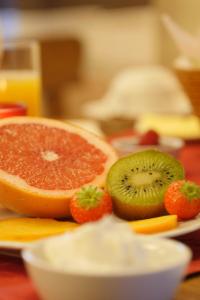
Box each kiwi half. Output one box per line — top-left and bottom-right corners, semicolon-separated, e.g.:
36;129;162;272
106;150;184;220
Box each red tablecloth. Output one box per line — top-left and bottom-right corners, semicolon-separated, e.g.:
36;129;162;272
0;143;200;300
0;255;39;300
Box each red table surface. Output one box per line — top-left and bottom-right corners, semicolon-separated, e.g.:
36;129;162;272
0;141;200;300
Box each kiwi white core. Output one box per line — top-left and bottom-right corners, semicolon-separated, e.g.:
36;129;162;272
131;171;161;186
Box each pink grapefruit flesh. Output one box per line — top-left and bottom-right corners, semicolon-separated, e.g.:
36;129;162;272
0;117;117;217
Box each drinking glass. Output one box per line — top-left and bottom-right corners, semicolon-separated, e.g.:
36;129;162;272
0;40;42;116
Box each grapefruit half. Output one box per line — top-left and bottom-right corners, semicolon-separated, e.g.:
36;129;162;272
0;117;117;217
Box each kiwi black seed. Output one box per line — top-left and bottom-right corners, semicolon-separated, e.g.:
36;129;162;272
106;149;185;219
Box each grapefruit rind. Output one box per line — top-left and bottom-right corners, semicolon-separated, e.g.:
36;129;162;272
0;117;118;217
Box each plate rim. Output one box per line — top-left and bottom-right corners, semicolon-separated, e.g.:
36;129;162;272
152;214;200;238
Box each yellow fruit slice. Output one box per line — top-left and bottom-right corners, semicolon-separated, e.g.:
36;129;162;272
128;215;178;234
0;218;79;242
0;215;177;243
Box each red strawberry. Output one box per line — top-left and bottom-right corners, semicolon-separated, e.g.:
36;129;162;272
70;186;113;224
139;130;159;145
164;180;200;220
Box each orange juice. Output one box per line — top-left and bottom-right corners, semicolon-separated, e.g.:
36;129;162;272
0;71;41;116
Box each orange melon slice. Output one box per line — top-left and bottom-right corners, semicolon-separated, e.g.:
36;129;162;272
128;215;178;234
0;218;78;242
0;117;117;217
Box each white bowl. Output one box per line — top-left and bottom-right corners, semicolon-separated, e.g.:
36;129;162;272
22;235;191;300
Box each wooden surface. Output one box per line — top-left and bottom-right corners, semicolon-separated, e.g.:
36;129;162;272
175;276;200;300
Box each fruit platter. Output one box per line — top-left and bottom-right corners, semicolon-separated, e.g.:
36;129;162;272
0;116;199;250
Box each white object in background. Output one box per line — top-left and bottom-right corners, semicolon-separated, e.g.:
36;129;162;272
83;66;192;120
162;14;200;63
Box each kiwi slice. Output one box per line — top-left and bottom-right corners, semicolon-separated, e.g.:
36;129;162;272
106;150;184;220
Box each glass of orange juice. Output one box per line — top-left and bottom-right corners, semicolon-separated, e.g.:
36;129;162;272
0;41;42;116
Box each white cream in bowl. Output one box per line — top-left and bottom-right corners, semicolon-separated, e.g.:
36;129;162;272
41;217;188;274
43;217;147;274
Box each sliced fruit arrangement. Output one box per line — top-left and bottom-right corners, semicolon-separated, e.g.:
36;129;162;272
106;149;184;220
0;116;199;240
0;117;117;217
164;180;200;220
70;186;112;224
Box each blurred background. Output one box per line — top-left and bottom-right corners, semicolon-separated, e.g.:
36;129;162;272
0;0;200;133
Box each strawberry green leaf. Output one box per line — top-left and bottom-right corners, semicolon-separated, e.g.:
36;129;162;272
76;186;104;210
180;181;200;200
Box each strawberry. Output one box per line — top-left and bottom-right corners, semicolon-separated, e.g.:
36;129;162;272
139;130;159;145
70;186;113;224
164;180;200;220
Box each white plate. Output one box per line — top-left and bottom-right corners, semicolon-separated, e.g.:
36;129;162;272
154;214;200;238
0;207;199;250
